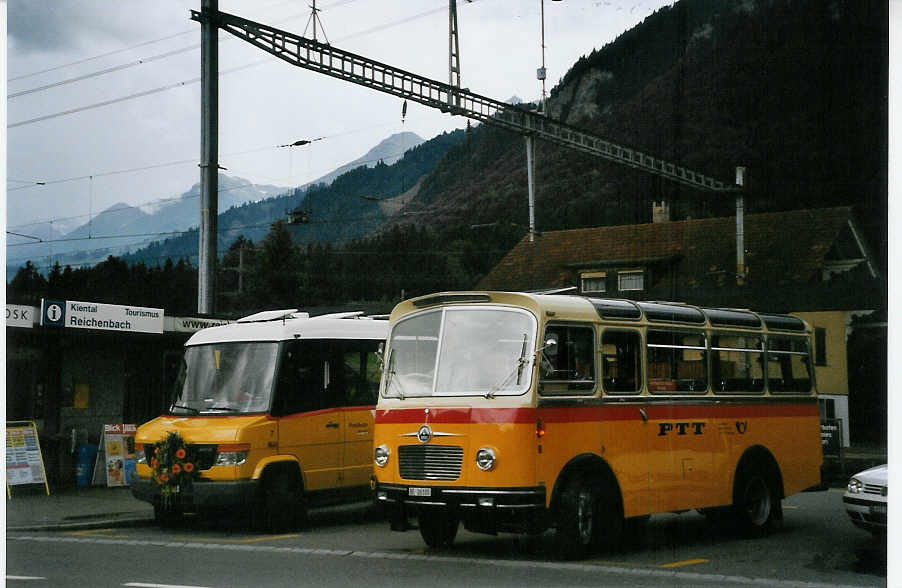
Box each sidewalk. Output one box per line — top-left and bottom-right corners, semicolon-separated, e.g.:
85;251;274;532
6;485;155;532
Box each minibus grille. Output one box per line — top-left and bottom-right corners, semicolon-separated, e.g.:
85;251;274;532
398;445;463;481
144;443;217;471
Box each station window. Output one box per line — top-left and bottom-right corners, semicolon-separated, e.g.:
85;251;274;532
766;336;812;393
580;271;607;294
539;324;596;395
618;270;644;291
601;330;641;394
646;330;707;393
711;334;764;393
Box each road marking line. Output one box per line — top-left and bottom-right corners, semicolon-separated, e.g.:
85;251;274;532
178;534;300;544
784;505;800;510
659;558;710;568
70;528;130;538
123;583;215;588
8;535;867;588
6;576;46;581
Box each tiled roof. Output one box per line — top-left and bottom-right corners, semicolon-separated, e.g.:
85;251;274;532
477;207;856;293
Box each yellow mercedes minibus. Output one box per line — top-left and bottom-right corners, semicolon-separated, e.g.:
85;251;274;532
132;309;386;531
372;292;823;556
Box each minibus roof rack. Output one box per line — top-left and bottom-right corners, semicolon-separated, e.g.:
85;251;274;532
237;309;309;323
311;311;365;320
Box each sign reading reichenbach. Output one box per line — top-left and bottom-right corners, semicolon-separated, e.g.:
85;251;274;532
41;299;164;334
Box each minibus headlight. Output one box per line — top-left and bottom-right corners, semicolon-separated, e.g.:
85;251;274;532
374;444;390;467
847;477;863;494
476;448;496;471
135;443;147;465
214;444;250;466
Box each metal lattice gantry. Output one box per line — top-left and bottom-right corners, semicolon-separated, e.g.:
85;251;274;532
190;8;739;193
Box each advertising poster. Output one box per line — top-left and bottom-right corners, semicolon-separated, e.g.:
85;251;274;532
6;422;47;488
103;424;137;487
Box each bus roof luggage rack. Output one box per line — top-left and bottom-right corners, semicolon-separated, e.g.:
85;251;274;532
759;313;807;332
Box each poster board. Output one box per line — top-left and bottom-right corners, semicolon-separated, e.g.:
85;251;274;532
95;424;137;487
6;421;50;497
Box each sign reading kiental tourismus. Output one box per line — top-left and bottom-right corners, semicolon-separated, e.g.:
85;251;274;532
40;299;164;334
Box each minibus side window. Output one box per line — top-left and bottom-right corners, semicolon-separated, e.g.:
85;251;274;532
601;330;641;394
338;343;382;407
711;334;765;393
766;336;812;393
646;330;707;393
539;324;596;395
274;341;326;415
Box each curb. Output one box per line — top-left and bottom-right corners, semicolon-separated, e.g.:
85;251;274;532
7;515;156;533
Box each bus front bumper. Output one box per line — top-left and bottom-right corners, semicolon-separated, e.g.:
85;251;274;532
131;477;259;511
375;483;547;534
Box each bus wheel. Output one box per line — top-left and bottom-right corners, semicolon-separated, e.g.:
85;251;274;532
557;474;622;558
418;509;459;548
734;466;780;535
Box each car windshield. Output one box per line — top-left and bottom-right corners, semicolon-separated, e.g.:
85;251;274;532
383;307;537;398
170;342;279;415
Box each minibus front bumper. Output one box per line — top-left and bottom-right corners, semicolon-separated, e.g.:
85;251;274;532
132;477;259;510
375;483;547;534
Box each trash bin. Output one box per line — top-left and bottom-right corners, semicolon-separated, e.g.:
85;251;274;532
75;443;98;488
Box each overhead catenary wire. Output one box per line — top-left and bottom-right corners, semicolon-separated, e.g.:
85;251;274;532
8;2;462;128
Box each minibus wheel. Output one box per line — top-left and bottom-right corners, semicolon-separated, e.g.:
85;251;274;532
255;468;304;533
417;509;459;548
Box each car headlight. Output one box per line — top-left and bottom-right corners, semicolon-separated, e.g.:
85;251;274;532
476;448;496;471
214;444;249;466
374;444;390;467
847;477;863;494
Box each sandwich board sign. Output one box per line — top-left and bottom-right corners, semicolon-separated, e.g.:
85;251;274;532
6;421;50;497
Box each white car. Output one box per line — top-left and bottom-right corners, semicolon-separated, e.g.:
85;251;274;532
843;464;887;535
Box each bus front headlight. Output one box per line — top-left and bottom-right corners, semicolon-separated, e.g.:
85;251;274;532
374;444;390;467
476;448;496;471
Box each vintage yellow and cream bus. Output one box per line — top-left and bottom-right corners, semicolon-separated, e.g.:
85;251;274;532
372;292;823;556
132;309;386;531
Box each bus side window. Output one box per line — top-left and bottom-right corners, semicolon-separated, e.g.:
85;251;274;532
601;330;641;394
647;330;707;393
766;336;812;393
539;324;595;395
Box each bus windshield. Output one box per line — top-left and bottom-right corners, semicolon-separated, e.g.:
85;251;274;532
383;307;537;398
170;342;279;415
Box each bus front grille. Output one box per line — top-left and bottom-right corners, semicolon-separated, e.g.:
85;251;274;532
398;445;463;481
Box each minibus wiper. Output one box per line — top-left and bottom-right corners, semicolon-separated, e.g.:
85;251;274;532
207;406;239;412
171;404;199;415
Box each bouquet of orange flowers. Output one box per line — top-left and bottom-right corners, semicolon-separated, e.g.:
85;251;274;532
151;431;200;509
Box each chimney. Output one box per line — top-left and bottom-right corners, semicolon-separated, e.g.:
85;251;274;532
652;200;670;223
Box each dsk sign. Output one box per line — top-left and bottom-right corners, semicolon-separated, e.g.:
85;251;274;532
41;299;164;334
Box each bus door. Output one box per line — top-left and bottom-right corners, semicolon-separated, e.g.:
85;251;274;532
599;328;651;517
273;340;342;491
645;329;714;512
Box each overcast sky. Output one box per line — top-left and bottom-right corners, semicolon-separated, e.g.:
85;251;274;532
7;0;674;239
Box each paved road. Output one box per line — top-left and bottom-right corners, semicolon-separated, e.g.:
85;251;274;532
7;488;887;587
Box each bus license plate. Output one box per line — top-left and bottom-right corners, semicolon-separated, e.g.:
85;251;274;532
409;487;431;497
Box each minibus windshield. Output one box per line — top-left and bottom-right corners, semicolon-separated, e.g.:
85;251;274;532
170;342;279;414
384;307;537;398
